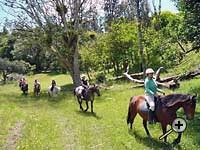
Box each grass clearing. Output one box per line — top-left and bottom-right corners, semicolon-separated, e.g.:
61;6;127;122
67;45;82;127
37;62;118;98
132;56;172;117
0;73;199;150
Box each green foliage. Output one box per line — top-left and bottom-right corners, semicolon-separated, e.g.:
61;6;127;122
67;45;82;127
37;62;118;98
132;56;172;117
12;29;63;72
168;51;200;75
80;21;141;76
175;0;200;48
144;12;183;68
0;33;15;60
96;72;106;83
0;58;31;82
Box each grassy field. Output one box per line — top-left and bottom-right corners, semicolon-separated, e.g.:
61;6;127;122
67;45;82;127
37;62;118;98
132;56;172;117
0;73;200;150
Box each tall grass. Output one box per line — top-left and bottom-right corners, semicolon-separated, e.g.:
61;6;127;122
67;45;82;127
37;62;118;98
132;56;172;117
0;73;199;150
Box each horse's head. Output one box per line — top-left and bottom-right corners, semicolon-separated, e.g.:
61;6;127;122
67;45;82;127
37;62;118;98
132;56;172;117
182;95;197;120
91;84;101;96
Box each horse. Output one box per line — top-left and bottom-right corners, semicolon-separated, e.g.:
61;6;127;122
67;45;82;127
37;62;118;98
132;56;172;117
127;94;196;145
34;84;41;96
19;82;28;95
74;84;101;113
48;85;61;97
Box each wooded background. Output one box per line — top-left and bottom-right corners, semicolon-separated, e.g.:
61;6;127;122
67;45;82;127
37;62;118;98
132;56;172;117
0;0;199;86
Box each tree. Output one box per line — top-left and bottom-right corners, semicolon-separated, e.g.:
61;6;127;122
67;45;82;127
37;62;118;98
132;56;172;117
0;30;15;60
0;58;30;83
12;29;61;72
104;0;120;28
1;0;99;87
174;0;200;52
135;0;146;74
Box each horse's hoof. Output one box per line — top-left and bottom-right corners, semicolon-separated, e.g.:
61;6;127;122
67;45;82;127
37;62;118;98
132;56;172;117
172;140;179;146
148;135;152;139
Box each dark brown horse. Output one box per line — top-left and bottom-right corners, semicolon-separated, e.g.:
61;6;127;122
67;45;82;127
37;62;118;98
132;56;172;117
127;94;196;145
19;82;28;95
74;85;101;113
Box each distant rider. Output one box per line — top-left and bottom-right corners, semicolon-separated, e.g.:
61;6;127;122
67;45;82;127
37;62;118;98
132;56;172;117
81;74;89;99
51;80;56;91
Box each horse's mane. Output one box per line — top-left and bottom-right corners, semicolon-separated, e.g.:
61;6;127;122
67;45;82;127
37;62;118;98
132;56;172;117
160;94;191;107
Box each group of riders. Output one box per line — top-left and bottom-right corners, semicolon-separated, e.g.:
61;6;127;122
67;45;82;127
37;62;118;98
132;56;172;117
18;75;89;97
19;78;57;94
19;68;163;124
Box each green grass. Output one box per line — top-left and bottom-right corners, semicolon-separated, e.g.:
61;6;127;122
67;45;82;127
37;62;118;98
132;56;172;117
0;73;200;150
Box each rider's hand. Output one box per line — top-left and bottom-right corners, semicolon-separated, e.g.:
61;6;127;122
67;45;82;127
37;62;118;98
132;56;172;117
155;93;159;97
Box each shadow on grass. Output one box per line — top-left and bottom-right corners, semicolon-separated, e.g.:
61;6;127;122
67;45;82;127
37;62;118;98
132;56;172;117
45;71;63;76
186;111;200;146
76;110;102;120
60;84;74;92
0;90;69;106
128;129;182;150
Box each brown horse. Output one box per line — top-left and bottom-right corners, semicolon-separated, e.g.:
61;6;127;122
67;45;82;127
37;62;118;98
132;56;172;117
74;85;101;113
127;94;196;145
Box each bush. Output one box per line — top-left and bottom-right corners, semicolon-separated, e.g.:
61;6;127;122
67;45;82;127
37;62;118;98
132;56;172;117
96;73;106;83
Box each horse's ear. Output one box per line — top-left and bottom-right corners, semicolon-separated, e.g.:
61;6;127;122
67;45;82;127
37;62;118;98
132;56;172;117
190;94;197;100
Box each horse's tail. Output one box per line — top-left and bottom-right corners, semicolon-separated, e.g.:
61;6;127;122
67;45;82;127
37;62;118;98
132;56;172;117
127;96;137;127
73;88;76;96
127;105;131;124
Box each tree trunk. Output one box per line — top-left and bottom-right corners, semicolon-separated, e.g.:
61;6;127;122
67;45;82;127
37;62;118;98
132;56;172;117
136;0;146;75
70;38;81;87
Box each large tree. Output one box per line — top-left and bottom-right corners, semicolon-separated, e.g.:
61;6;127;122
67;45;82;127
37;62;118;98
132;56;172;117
1;0;98;87
174;0;200;52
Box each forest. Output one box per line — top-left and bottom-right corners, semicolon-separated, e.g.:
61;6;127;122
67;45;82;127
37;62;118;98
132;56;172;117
0;0;199;85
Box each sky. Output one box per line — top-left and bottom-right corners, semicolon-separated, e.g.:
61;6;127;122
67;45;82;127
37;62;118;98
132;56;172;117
0;0;178;30
149;0;178;13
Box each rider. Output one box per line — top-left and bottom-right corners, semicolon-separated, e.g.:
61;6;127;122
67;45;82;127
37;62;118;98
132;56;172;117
145;68;165;124
81;74;89;99
21;78;27;85
34;79;40;88
51;80;56;91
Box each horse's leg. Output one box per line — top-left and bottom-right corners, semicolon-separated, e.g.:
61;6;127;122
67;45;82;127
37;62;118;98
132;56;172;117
48;91;51;97
172;133;182;146
91;100;93;113
85;100;89;112
161;124;167;143
77;98;83;110
143;120;152;138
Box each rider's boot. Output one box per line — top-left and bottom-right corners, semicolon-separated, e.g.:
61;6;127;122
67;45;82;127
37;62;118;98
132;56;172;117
149;110;156;124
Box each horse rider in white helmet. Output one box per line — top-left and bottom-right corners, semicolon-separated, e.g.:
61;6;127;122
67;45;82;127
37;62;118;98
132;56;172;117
144;68;165;124
81;74;89;99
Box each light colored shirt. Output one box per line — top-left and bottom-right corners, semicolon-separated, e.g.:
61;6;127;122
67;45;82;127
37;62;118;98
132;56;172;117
144;77;163;95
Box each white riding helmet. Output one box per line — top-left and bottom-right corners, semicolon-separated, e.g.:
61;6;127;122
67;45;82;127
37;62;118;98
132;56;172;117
146;68;154;75
81;74;86;79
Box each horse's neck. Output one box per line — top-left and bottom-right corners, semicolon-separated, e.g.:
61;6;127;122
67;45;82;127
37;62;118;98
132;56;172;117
86;88;94;96
163;102;183;115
